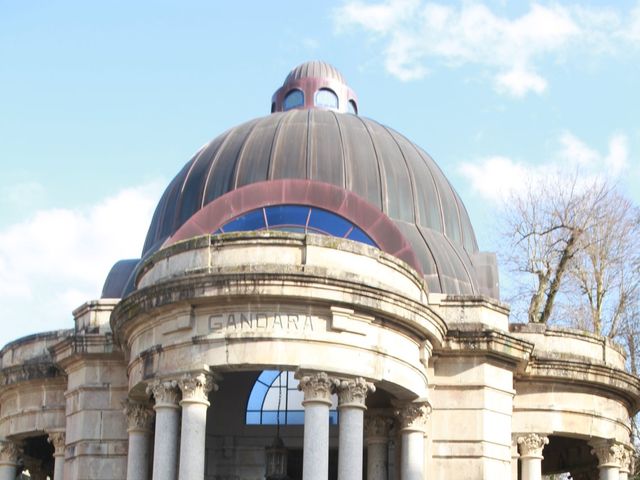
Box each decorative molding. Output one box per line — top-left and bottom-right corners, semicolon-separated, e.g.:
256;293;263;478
147;379;180;407
517;433;549;458
590;440;625;468
620;446;633;473
123;400;155;431
0;362;64;386
297;371;334;405
47;431;66;456
333;377;375;408
178;373;217;404
0;440;21;464
364;414;393;442
395;402;431;432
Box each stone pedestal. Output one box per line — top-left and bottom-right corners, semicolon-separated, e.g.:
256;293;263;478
298;372;334;480
591;440;624;480
148;380;181;480
335;378;375;480
178;373;217;480
48;431;66;480
517;433;548;480
365;414;393;480
123;400;154;480
396;402;429;480
0;440;19;480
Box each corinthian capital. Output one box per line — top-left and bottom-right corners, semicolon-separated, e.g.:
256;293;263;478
178;372;217;404
147;379;181;407
123;399;155;431
517;433;549;458
364;414;393;442
47;431;66;456
590;439;625;468
334;377;375;408
620;446;633;473
395;401;431;432
296;371;334;405
0;440;21;464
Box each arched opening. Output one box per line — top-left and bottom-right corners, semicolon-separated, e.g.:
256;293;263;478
315;88;338;109
283;89;304;111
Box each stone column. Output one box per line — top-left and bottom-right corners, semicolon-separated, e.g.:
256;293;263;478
148;380;181;480
297;371;334;480
48;431;66;480
619;446;632;480
124;400;155;480
364;414;393;480
517;433;549;480
178;372;217;480
334;377;375;480
395;402;430;480
0;440;20;480
591;440;625;480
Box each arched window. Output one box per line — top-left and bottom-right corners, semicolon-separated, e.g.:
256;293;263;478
348;99;358;115
283;89;304;111
214;205;377;247
315;88;338;109
246;370;338;425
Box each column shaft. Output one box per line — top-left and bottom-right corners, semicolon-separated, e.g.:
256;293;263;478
520;457;542;480
338;407;365;480
303;402;330;480
177;373;215;480
53;454;65;480
297;372;334;480
598;467;619;480
395;402;429;480
148;381;181;480
0;466;16;480
400;430;424;480
367;441;388;480
127;430;152;480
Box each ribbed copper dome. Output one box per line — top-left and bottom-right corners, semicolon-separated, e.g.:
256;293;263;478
141;109;488;296
285;61;347;84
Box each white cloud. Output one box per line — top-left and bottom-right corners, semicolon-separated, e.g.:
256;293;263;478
335;1;640;96
458;132;631;202
0;181;164;346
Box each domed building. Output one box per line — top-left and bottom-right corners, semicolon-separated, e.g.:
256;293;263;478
1;61;638;480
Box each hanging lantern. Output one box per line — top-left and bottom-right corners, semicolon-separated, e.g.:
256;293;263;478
265;435;289;479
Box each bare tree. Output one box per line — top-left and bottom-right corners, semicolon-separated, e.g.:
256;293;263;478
501;174;615;325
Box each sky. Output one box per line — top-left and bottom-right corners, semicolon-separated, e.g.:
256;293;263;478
1;0;639;346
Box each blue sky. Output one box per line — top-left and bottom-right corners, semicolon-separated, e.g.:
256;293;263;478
1;0;639;345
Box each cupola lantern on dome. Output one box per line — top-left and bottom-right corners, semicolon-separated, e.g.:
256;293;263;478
271;61;358;114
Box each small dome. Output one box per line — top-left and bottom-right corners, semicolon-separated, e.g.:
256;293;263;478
271;61;358;114
285;61;348;84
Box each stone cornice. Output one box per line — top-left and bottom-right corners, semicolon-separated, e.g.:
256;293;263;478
49;333;124;371
435;328;533;370
518;358;640;413
110;264;448;349
0;361;64;387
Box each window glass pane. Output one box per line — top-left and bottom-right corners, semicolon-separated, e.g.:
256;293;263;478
347;228;377;247
308;208;352;237
247;382;269;410
266;205;310;229
246;411;261;424
258;370;280;385
329;411;339;424
223;209;265;232
286;388;305;410
263;386;286;410
283;90;304;111
262;411;279;424
286;411;305;425
315;89;338;109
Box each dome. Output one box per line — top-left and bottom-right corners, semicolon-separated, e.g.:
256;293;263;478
140;105;496;297
285;60;348;84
